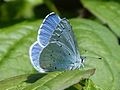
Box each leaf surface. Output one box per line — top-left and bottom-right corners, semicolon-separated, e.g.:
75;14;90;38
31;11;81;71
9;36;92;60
81;0;120;37
71;18;120;90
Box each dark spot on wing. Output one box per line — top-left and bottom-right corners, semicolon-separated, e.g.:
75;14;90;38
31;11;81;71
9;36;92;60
61;30;63;33
69;53;70;55
54;67;57;69
60;45;62;47
58;35;60;38
71;66;74;70
60;23;65;29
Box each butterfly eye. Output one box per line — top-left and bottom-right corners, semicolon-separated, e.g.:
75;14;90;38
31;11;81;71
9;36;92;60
81;58;84;63
80;56;85;63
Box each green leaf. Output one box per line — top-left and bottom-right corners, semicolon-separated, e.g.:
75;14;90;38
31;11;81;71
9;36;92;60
0;19;95;90
83;80;101;90
71;18;120;90
0;69;95;90
0;14;120;89
0;74;31;90
81;0;120;37
0;20;41;81
68;79;101;90
44;0;60;14
23;69;95;90
0;0;43;22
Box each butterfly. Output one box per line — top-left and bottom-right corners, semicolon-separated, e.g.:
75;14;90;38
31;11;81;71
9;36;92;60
29;12;84;73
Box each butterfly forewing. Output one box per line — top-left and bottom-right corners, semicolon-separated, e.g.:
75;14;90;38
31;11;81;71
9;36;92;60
50;19;77;54
38;12;61;47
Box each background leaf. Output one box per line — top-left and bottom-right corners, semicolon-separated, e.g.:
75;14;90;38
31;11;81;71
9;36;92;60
0;18;120;89
71;18;120;90
0;21;40;81
0;0;120;90
81;0;120;37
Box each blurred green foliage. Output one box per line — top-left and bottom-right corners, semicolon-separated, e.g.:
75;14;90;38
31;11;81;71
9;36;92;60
0;0;43;27
0;0;120;90
0;0;119;27
0;0;89;27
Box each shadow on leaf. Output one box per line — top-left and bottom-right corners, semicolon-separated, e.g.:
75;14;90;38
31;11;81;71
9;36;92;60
25;73;47;83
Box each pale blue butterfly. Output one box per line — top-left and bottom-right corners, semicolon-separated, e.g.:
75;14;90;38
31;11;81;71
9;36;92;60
29;12;84;73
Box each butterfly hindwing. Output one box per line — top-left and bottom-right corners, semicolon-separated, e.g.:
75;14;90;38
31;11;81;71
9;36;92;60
29;41;45;72
40;42;80;71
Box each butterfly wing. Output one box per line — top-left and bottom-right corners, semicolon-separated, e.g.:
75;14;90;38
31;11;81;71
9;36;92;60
40;42;81;71
37;12;61;47
29;41;45;73
50;18;78;54
39;19;82;71
30;13;83;72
